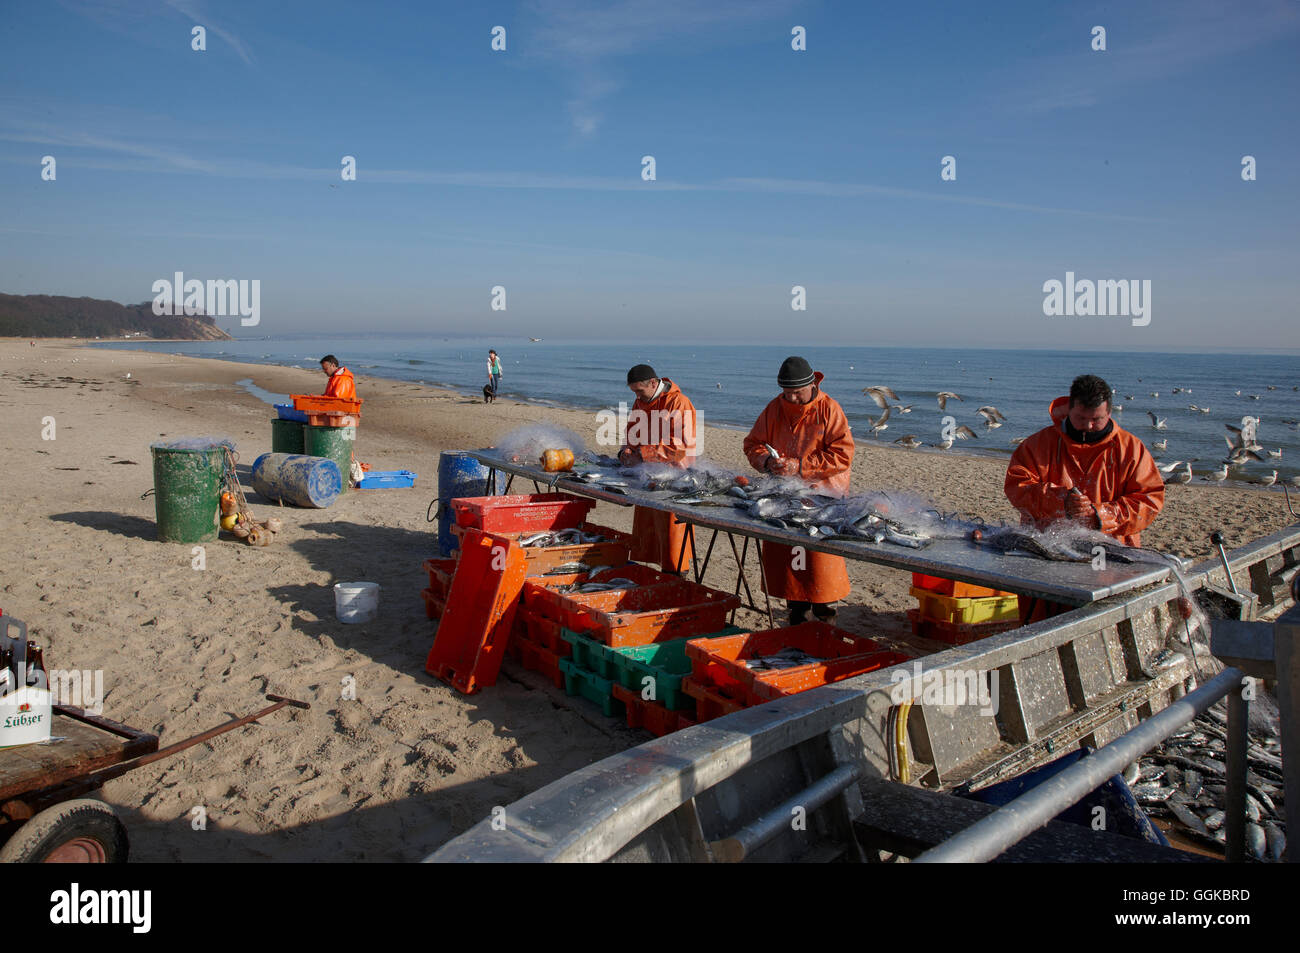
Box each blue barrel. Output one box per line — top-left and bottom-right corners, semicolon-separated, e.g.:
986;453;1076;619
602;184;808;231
438;451;497;555
252;452;342;508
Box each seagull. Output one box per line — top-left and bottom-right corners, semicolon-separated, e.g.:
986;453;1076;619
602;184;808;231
1149;392;1159;398
936;425;978;449
892;404;913;414
936;391;963;411
1147;411;1167;430
1165;463;1193;485
1125;395;1135;401
1153;439;1168;451
1172;387;1183;394
1235;390;1242;396
1267;448;1283;459
1112;404;1123;411
1249;394;1262;400
716;383;722;389
1188;404;1200;412
863;385;900;409
1157;460;1184;474
893;435;923;449
529;337;542;342
1206;465;1229;483
1266;385;1277;390
1199;406;1211;414
1257;470;1278;487
977;406;1006;423
1009;436;1027;447
869;419;889;435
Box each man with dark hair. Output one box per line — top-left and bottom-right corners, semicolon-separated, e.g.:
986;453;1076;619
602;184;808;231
320;355;357;400
743;357;854;624
619;364;698;574
1005;373;1165;621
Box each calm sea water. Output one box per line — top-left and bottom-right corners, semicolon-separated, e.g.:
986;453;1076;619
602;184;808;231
97;336;1300;483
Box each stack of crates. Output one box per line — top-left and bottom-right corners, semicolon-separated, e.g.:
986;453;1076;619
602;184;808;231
524;571;741;725
682;622;912;721
292;395;363;492
908;573;1020;646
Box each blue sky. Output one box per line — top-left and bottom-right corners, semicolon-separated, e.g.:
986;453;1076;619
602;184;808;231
1;0;1298;350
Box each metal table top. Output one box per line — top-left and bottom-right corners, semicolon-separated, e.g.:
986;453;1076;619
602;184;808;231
465;451;1171;605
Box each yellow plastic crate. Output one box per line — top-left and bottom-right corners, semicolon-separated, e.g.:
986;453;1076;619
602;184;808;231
909;587;1019;625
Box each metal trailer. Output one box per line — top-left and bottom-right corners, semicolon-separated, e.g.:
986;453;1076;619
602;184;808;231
427;523;1300;862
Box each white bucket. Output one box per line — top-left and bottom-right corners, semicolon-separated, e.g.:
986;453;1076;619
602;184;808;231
334;581;380;624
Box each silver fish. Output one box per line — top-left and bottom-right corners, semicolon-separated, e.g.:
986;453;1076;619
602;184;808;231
1264;821;1286;861
1203;810;1225;831
1182;769;1202;799
1133;783;1175;803
1247;823;1267;860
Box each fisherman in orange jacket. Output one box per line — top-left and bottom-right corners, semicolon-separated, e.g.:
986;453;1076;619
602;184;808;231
1005;373;1165;622
320;354;357;401
743;357;854;624
619;364;698;574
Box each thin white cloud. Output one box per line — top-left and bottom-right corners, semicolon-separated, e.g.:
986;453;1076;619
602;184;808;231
163;0;254;66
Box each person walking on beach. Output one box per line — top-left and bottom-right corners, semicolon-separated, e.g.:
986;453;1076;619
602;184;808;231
743;357;854;625
320;355;357;400
486;350;502;403
619;364;698;574
1005;373;1164;622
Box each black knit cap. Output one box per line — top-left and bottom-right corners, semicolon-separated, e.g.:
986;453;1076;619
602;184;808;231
777;356;814;388
627;363;657;384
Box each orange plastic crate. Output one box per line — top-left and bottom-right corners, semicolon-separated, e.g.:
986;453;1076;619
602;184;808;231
291;394;363;415
303;411;360;428
682;676;748;721
420;587;446;621
450;493;595;533
422;557;458;599
527;579;740;648
685;622;908;706
425;529;528;694
522;613;572;658
907;609;1020;646
611;684;696;736
450;521;631;573
912;572;1006;599
516;639;565;689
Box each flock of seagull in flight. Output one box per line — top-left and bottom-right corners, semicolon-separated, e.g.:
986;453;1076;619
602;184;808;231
858;383;1300;490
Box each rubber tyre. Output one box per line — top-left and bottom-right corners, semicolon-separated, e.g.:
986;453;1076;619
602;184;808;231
0;799;128;863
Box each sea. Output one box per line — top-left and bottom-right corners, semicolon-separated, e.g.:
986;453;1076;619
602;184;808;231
95;336;1300;485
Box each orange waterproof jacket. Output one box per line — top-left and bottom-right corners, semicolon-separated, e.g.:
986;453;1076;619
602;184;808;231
623;379;697;466
324;367;356;401
743;374;854;492
1005;396;1164;547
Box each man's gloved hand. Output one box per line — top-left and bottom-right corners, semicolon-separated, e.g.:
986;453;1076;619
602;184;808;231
1064;487;1097;525
768;455;798;477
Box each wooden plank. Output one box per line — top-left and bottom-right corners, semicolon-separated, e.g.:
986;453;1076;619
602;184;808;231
0;712;156;802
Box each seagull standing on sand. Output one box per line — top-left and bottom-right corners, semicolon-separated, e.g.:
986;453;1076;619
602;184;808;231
893;435;923;449
1165;462;1193;485
1207;465;1229;483
1147;411;1167;430
1257;470;1278;487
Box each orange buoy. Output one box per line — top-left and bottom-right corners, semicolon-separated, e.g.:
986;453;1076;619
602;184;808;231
540;448;575;472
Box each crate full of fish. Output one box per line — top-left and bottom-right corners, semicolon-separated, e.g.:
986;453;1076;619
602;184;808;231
909;587;1019;626
685;622;911;706
527;578;740;648
449;493;595;533
450;522;632;574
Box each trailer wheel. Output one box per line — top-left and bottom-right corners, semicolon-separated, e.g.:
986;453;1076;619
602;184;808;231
0;799;128;863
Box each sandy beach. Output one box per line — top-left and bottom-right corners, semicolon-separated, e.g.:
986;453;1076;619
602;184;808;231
0;339;1294;862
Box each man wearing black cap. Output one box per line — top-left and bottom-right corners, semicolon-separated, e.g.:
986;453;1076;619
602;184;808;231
619;364;698;574
744;357;854;623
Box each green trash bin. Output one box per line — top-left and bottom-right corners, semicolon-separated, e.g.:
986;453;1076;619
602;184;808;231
149;439;231;542
271;418;305;454
303;425;355;494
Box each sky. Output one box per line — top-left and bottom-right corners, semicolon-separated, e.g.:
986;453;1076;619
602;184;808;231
1;0;1298;350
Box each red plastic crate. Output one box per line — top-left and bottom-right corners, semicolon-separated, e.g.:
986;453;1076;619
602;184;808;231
682;676;748;721
525;578;740;648
422;557;458;599
911;572;1014;599
907;609;1020;646
425;529;528;694
450;493;595;533
685;622;909;706
611;684;696;736
516;639;565;689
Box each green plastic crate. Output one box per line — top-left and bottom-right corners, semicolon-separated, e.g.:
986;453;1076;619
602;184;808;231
558;658;625;718
561;625;744;711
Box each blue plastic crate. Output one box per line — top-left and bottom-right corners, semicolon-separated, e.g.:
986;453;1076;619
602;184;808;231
275;403;309;423
356;469;417;489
